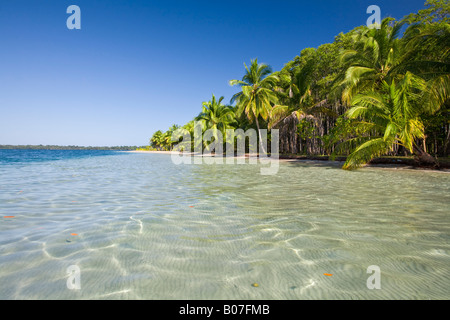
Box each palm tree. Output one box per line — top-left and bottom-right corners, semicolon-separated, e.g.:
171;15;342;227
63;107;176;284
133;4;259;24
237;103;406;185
163;124;180;151
176;120;196;152
399;22;450;155
150;125;180;151
332;18;446;166
269;57;338;128
195;94;236;140
342;72;438;169
229;59;282;153
150;130;164;150
400;22;450;113
334;17;406;105
182;120;195;136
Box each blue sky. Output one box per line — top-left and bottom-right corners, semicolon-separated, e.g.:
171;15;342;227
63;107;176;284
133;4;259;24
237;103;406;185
0;0;427;146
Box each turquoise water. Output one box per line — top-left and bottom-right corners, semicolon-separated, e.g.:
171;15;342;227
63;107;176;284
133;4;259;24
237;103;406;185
0;150;449;299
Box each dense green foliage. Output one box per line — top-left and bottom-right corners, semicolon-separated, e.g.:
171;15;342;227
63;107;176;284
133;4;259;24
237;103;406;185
149;0;449;169
149;125;181;151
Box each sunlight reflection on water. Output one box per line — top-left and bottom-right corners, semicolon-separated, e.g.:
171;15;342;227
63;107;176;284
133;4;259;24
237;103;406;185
0;151;449;299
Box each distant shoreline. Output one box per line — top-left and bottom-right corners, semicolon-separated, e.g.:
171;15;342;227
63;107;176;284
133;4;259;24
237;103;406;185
0;145;139;151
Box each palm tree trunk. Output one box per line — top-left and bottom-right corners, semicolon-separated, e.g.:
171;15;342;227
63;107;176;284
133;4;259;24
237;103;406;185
413;142;439;168
444;126;450;155
255;117;267;155
422;136;427;153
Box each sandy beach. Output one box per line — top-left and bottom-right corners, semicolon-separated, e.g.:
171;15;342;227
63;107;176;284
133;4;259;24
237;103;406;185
126;150;450;172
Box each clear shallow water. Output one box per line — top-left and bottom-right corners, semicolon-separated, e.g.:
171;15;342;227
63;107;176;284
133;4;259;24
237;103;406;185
0;150;449;300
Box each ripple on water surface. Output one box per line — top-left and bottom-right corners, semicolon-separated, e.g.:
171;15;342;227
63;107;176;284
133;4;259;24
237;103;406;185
0;151;449;299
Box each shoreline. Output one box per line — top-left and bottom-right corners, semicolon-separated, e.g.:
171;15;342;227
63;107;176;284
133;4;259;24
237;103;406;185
127;150;450;172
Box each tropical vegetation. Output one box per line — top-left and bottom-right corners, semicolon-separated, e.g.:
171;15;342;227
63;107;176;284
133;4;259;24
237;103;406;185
146;0;449;169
